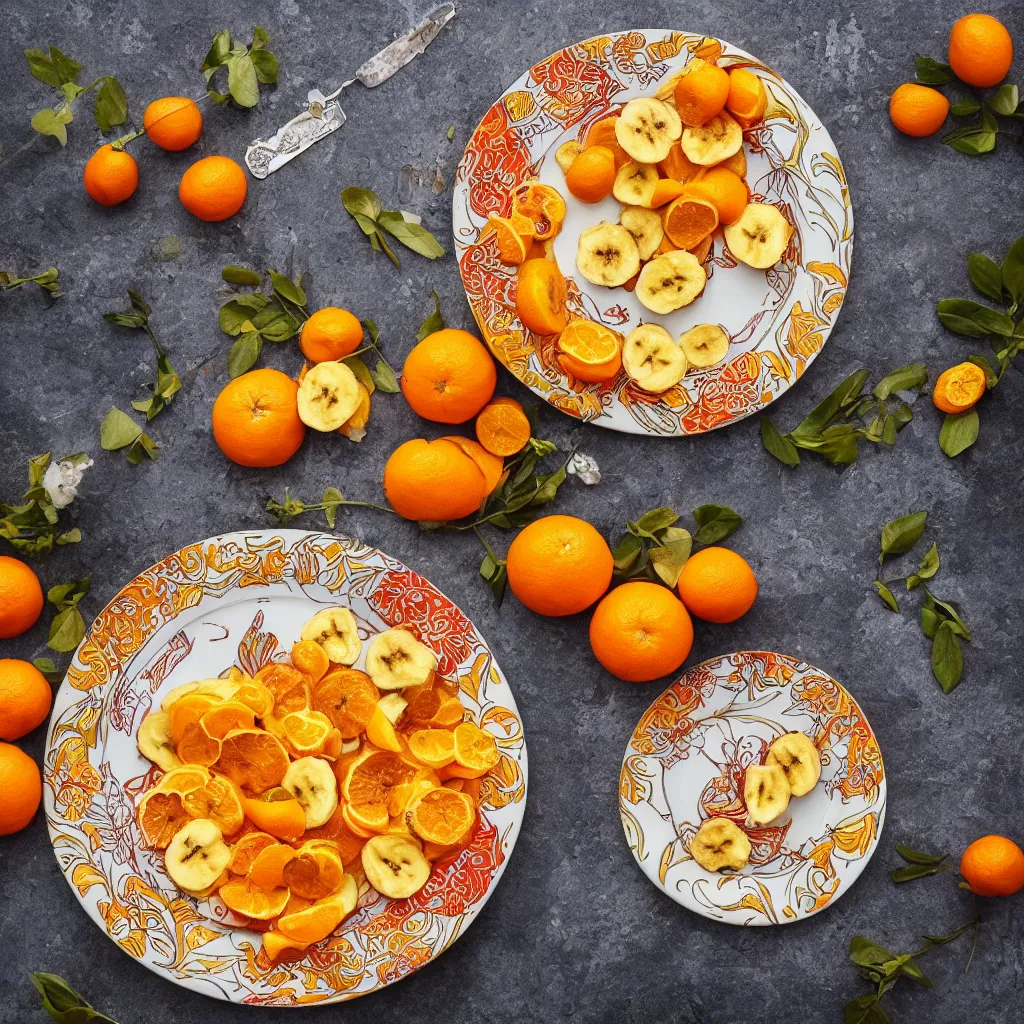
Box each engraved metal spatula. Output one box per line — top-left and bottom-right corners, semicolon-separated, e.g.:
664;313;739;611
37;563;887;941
244;2;456;179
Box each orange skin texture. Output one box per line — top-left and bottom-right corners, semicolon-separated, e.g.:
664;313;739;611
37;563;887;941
648;178;688;208
507;515;614;616
725;68;768;125
443;436;504;493
677;547;758;623
674;61;730;127
589;582;693;683
557;350;621;383
400;328;497;424
582;117;631;168
683;167;750;225
516;259;569;336
299;308;364;362
657;143;706;183
0;659;52;741
889;84;951;137
83;144;139;206
948;13;1013;88
384;439;487;521
565;145;617;203
557;320;623;383
0;742;42;835
212;368;306;467
933;362;987;413
0;556;44;639
179;155;247;221
960;835;1024;896
474;398;532;457
662;195;719;250
143;97;203;151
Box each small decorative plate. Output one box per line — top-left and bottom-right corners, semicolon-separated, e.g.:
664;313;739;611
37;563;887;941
43;530;527;1004
619;652;884;925
453;30;853;435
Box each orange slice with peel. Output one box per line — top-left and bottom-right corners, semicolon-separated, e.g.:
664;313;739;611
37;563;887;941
342;803;383;837
228;831;278;874
255;663;313;715
200;700;256;739
429;698;466;728
233;680;274;719
277;886;355;943
169;693;219;745
289;640;330;683
475;398;532;457
280;710;334;755
298;807;368;865
511;182;567;241
219;878;290;920
407;729;457;769
182;775;245;835
485;216;529;265
176;721;222;767
364;705;404;753
138;788;189;848
217;728;290;793
263;930;310;961
282;841;346;899
153;764;211;796
452;721;500;776
406;787;476;846
248;842;297;890
242;792;307;842
662;195;719;250
558;319;622;368
312;669;379;739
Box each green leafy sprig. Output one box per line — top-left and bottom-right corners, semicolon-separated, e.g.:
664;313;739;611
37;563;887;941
1;267;61;297
99;408;159;464
202;27;278;108
890;844;952;884
341;187;445;268
934;236;1024;457
267;488;394;529
0;453;86;557
24;46;127;145
46;575;91;653
761;365;928;468
30;972;119;1024
220;266;305;376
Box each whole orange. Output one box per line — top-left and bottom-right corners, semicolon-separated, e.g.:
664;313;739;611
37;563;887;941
83;144;139;206
677;547;757;623
0;742;42;835
683;167;750;225
143;96;203;151
506;515;614;616
300;308;364;363
400;328;497;424
565;145;617;203
589;581;694;683
212;368;306;467
0;659;52;741
960;835;1024;896
179;155;247;222
383;439;487;521
948;13;1013;88
889;83;950;137
0;556;44;639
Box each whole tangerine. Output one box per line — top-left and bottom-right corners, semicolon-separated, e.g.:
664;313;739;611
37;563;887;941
212;368;306;467
0;556;44;639
960;834;1024;897
299;308;364;363
400;328;497;424
948;13;1013;88
383;438;487;521
143;96;203;151
0;742;42;836
179;155;247;222
83;144;139;206
889;83;950;138
0;659;52;741
677;547;757;623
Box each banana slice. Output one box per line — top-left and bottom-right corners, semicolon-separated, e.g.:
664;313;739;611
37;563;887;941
689;818;751;872
377;693;409;724
165;818;232;892
635;250;706;314
766;732;821;797
723;203;794;269
137;711;182;772
680;112;743;165
621;324;687;393
297;361;361;432
366;628;437;691
555;140;584;174
576;222;641;288
361;834;431;898
743;763;792;826
300;607;362;665
282;756;339;828
615;97;682;163
619;206;664;261
678;324;730;369
612;161;658;206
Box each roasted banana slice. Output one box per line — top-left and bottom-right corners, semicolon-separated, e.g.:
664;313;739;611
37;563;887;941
680;112;743;165
723;203;794;269
621;324;687;393
282;756;339;828
678;324;730;369
297;361;362;432
612;161;659;206
555;140;584;174
635;250;706;314
766;732;821;797
743;763;792;826
377;693;409;724
300;607;362;664
165;818;232;892
366;628;437;691
137;711;182;772
615;97;682;163
361;834;431;898
576;222;641;288
689;817;752;872
619;206;664;261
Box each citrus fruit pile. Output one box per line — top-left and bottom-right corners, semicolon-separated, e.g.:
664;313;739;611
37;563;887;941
134;606;500;961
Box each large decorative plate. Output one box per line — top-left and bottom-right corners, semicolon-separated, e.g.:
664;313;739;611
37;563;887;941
619;652;884;925
453;30;853;435
43;530;527;1004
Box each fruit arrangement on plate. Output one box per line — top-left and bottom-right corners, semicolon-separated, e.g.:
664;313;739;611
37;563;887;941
135;605;499;961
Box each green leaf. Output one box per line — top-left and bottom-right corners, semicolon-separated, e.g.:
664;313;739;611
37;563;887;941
692;504;742;545
924;590;970;638
222;265;262;287
250;47;278;85
530;466;566;506
228;332;262;377
906;542;939;589
99;407;143;451
254;311;298;342
321;487;344;529
649;528;692;586
612;533;644;573
226;53;259;107
920;597;941;640
377;210;445;259
31;107;72;146
966;253;1006;303
873;581;900;612
201;30;233;71
25;48;62;87
151;236;183;263
219;296;268;335
914;55;952;84
895;843;948;865
370;360;400;393
343;356;375;394
633;507;680;537
341;187;382;222
849;936;898;968
33;657;62;684
760;417;800;467
417;289;446;341
94;76;127;132
48;606;85;652
967;353;999;387
1002;236;1024;307
56;529;81;546
843;993;890;1024
269;270;307;308
447;125;456;141
944;128;996;155
879;511;927;562
790;369;869;439
950;100;981;117
46;46;82;85
987;83;1019;116
939;409;979;457
872;363;928;400
931;621;963;693
479;552;508;606
936;298;1014;336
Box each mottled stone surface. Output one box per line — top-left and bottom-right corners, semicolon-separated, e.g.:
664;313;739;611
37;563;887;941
2;2;1023;1022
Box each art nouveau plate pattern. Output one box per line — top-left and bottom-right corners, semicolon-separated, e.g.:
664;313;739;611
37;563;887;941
453;30;853;435
43;530;527;1004
619;652;884;925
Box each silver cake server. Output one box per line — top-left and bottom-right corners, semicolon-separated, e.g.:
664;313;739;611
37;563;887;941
245;2;456;179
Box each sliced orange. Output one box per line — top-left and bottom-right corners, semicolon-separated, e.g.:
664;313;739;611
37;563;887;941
290;640;330;682
153;764;211;796
255;663;312;715
312;670;379;739
282;842;346;899
583;114;630;168
657;143;706;183
475;398;532;457
689;234;714;264
430;698;466;728
182;775;245;835
281;710;334;755
342;802;384;837
441;436;504;496
662;195;719;250
277;891;351;943
402;684;444;725
299;807;368;865
322;728;343;760
486;215;529;265
229;831;278;874
387;770;439;818
648;178;688;208
558;319;622;367
406;787;475;846
200;700;256;739
511;183;567;241
343;749;411;831
242;793;307;842
217;729;290;793
138;789;189;848
169;693;219;745
364;705;404;753
684;167;750;225
220;878;290;920
248;842;297;890
233;679;274;719
557;350;621;385
451;722;500;778
407;729;456;769
263;930;310;960
176;721;222;767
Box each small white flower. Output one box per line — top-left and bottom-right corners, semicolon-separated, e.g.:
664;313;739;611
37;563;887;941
43;456;93;509
399;210;422;225
567;451;601;485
